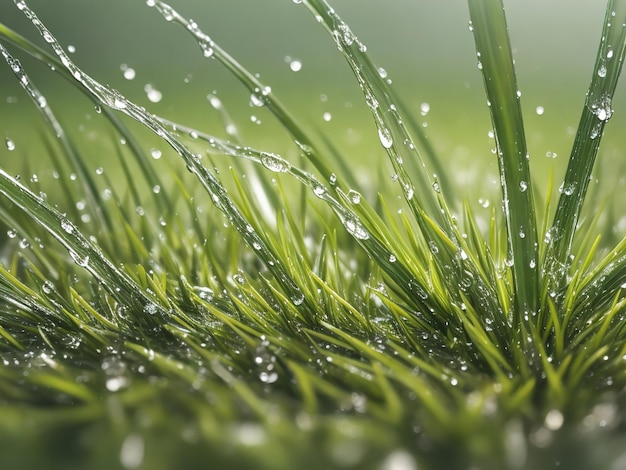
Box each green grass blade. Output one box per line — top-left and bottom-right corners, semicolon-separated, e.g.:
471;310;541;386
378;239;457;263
544;0;626;291
468;0;539;324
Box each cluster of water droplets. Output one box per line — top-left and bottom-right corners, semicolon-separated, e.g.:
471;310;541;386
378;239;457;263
254;337;278;384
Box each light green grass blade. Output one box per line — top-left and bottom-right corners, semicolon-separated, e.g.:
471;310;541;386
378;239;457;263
468;0;538;326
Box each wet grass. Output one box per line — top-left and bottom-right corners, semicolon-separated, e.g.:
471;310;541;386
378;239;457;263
2;0;626;468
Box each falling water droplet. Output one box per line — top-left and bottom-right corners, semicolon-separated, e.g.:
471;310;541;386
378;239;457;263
289;59;302;72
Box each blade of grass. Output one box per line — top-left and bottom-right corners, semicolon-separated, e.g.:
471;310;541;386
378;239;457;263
544;0;626;294
468;0;539;327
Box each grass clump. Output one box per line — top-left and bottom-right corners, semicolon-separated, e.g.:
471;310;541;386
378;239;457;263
2;0;626;468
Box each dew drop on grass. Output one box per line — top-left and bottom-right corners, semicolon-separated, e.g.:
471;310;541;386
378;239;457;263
6;229;17;239
61;219;74;234
378;127;393;149
69;250;89;267
193;286;214;301
5;138;15;151
313;185;326;198
389;254;397;263
260;153;290;173
536;106;544;115
291;292;305;306
519;181;527;192
143;303;159;315
420;102;430;116
250;93;264;107
344;219;369;240
323;112;332;122
150;148;162;160
41;280;54;295
200;41;214;58
348;190;361;204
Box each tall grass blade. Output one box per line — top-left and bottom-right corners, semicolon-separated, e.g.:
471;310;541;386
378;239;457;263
467;0;539;326
544;0;626;294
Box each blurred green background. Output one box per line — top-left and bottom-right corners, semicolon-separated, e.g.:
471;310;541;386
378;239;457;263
1;0;625;199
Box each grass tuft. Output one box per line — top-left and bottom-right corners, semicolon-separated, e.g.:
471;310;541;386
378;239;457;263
2;0;626;468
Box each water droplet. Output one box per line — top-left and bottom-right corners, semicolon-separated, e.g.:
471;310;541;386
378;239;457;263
478;198;490;208
6;229;17;239
292;293;305;306
389;254;397;263
545;409;564;431
144;84;162;103
344;219;369;240
546;151;557;159
535;106;544;115
378;127;393;149
102;356;130;392
120;434;144;469
69;251;89;267
598;64;607;77
200;41;214;58
250;93;264;107
420;102;430;116
143;303;159;315
323;112;332;122
519;181;527;192
150;148;162;160
313;185;326;197
348;190;361;204
289;59;302;72
120;64;136;80
329;173;337;185
61;219;74;234
67;45;76;54
41;280;54;295
261;153;290;172
5;138;15;151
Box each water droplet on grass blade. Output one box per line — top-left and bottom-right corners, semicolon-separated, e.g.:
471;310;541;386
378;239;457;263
61;219;74;234
344;219;369;240
69;251;89;267
5;138;15;151
378;127;393;149
260;153;290;172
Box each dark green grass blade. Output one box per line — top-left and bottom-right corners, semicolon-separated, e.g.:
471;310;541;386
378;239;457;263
468;0;539;325
544;0;626;293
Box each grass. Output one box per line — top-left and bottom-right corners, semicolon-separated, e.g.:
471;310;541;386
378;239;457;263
1;0;626;468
